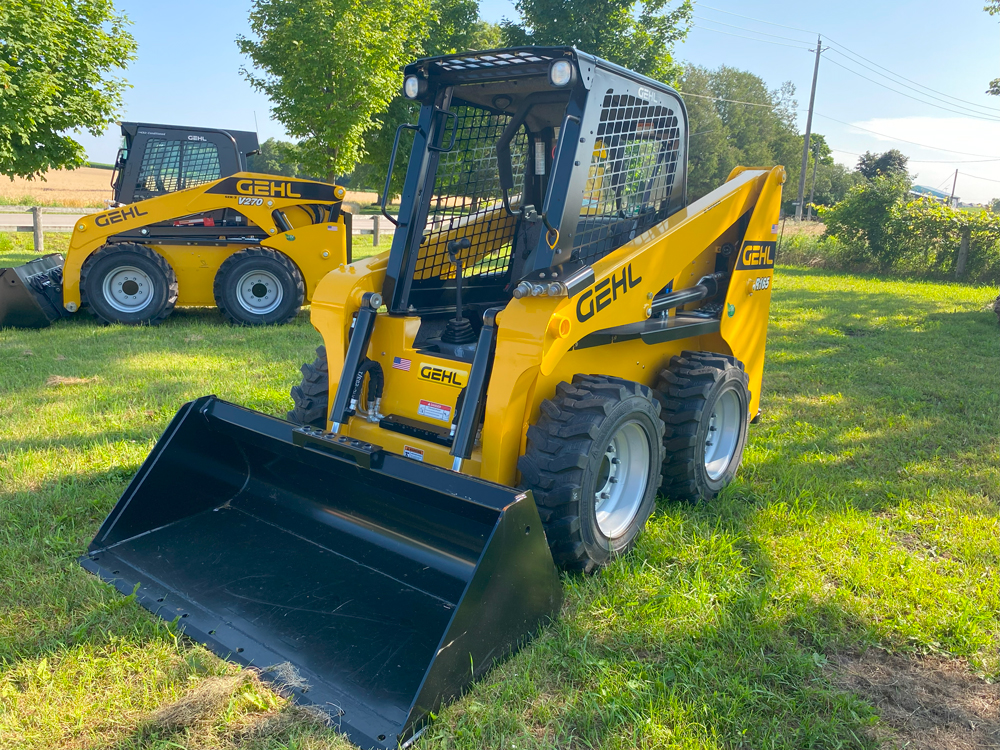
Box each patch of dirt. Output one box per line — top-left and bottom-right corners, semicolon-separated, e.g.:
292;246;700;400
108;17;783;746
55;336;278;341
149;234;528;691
828;650;1000;749
46;375;98;386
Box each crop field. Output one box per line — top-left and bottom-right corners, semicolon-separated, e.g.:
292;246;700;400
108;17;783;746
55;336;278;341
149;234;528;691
0;167;381;211
0;233;998;749
0;169;116;208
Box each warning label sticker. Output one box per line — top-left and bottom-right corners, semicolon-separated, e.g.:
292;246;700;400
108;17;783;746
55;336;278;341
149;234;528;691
417;399;451;423
403;445;424;461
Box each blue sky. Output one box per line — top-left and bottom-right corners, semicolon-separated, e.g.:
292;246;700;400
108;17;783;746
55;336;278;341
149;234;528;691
76;0;1000;202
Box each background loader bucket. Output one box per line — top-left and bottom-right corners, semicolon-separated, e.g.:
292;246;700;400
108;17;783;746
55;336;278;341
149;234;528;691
0;254;67;329
81;396;562;749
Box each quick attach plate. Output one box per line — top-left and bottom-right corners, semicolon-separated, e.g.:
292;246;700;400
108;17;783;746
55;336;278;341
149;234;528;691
292;426;383;469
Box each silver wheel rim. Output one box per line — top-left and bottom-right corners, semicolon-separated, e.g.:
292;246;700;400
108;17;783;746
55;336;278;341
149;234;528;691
594;420;651;538
236;269;283;315
704;389;741;481
102;265;154;313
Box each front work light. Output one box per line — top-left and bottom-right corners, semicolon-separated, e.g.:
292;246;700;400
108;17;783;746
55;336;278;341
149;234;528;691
404;75;426;99
549;59;574;87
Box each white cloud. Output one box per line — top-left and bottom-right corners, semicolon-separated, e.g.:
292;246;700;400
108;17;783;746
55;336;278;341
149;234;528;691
828;116;1000;204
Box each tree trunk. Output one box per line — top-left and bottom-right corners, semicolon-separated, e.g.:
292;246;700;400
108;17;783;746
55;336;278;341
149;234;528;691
956;228;970;279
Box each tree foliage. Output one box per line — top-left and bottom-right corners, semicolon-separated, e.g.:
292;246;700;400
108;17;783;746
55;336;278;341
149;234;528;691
677;65;860;211
248;138;306;178
360;0;501;199
856;149;910;181
501;0;692;82
0;0;136;179
820;175;911;267
986;2;1000;95
818;177;1000;280
238;0;430;182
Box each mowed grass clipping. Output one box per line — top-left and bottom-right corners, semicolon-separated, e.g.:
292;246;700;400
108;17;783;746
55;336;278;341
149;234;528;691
1;245;998;748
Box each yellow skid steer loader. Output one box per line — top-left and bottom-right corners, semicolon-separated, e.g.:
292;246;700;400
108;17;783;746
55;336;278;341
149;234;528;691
81;48;784;749
0;122;351;329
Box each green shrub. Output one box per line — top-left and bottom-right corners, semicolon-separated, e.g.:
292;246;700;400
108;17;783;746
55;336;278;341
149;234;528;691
815;180;1000;283
817;175;910;269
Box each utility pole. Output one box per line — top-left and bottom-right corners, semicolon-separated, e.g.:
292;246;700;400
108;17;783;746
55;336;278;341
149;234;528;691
796;35;825;222
949;169;958;207
807;153;819;221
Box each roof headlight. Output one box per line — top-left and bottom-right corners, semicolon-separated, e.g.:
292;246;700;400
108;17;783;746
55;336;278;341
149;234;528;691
549;59;574;87
403;75;425;99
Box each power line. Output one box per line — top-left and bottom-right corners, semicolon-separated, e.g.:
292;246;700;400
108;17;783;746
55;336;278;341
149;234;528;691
823;56;1000;122
691;24;812;50
958;171;1000;183
826;49;1000;117
691;15;812;45
814;113;1000;157
829;147;1000;164
678;90;779;109
822;37;1000;115
696;4;1000;117
695;3;819;35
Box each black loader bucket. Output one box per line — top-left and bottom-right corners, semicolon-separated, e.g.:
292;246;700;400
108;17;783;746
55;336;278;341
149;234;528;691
0;254;68;329
80;396;562;749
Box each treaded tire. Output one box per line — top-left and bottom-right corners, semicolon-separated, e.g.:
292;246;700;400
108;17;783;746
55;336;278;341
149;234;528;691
80;243;177;325
287;346;329;427
518;374;665;573
213;248;304;326
654;350;751;502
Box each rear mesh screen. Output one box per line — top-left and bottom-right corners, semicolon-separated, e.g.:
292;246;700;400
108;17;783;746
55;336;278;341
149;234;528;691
572;91;681;265
412;104;528;288
181;142;222;189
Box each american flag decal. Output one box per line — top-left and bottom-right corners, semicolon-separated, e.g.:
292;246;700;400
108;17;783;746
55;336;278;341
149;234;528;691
392;357;411;371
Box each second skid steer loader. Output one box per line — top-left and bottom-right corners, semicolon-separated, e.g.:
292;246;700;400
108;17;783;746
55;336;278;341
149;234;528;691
81;48;784;749
0;121;352;329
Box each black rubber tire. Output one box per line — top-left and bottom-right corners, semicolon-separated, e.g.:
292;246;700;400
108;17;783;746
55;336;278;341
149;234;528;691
213;248;304;326
654;351;751;502
287;346;329;427
518;374;665;573
79;243;177;325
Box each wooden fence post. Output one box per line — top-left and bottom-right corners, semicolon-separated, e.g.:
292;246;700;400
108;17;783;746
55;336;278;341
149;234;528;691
373;215;380;247
956;228;970;279
31;206;44;255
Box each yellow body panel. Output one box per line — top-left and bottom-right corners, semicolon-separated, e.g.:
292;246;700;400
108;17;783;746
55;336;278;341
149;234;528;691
61;172;349;310
311;166;785;486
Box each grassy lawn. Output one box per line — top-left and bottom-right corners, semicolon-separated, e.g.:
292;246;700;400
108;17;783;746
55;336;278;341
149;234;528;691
1;234;998;749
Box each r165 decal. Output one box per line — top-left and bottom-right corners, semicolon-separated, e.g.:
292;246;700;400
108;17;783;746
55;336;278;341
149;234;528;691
752;276;771;291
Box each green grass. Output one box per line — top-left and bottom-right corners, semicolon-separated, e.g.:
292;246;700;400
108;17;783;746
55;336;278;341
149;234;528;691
0;249;997;748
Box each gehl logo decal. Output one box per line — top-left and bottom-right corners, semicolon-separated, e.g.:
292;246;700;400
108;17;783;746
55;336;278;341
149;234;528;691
419;363;468;389
576;263;642;322
206;176;338;202
94;205;149;228
736;240;776;270
235;179;302;198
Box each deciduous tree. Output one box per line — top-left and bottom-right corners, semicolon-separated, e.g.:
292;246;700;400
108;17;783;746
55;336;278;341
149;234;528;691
501;0;692;83
362;0;500;201
856;149;910;181
238;0;430;182
0;0;136;179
